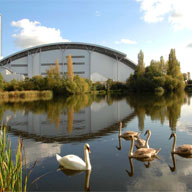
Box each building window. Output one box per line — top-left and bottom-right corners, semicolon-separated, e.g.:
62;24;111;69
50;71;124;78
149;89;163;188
41;62;85;66
74;72;85;74
11;64;28;67
65;56;85;58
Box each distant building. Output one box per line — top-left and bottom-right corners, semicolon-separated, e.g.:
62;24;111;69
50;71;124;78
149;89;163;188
0;66;25;82
0;42;136;82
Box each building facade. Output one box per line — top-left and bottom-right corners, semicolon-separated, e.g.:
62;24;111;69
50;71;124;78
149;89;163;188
0;42;136;82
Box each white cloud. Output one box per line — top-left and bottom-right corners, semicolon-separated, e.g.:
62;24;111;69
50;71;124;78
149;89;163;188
126;158;192;191
115;38;137;45
11;19;70;49
136;0;192;30
95;10;101;17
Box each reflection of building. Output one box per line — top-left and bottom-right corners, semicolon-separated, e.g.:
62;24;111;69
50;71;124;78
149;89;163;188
0;42;136;82
3;98;135;142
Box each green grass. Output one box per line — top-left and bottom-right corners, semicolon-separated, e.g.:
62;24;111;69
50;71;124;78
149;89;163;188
0;125;27;191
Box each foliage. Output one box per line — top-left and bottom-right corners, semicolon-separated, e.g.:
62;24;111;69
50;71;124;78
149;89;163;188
126;49;185;93
0;125;27;191
67;54;74;81
0;72;3;90
126;91;186;131
137;50;145;75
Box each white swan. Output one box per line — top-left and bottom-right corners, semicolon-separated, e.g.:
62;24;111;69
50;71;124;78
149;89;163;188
135;129;151;149
169;133;192;156
56;143;91;170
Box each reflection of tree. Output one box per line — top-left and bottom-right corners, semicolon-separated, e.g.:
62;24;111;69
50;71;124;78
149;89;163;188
67;106;74;134
126;91;186;131
0;94;96;129
137;108;145;131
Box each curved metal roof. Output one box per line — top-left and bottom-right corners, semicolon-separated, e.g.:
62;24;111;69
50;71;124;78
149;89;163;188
0;42;137;70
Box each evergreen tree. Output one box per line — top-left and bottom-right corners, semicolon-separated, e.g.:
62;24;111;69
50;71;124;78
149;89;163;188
137;50;145;75
167;49;182;78
67;54;74;81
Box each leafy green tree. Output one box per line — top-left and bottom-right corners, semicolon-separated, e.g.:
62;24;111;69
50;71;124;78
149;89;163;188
32;75;46;90
160;56;166;74
137;50;145;75
167;49;182;79
183;73;187;81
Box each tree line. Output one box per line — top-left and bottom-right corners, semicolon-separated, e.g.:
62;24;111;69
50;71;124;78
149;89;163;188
126;49;189;93
0;49;191;95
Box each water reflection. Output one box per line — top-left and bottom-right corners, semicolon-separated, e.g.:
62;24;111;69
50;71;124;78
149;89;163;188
126;91;187;131
126;157;159;177
59;169;91;191
1;95;135;142
0;91;190;140
0;92;191;191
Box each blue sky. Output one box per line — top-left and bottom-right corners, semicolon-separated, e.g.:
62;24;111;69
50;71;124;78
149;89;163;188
1;0;192;74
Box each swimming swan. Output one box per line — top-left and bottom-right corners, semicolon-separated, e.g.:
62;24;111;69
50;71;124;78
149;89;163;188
135;129;151;149
169;133;192;156
119;122;140;140
56;143;91;170
129;135;161;159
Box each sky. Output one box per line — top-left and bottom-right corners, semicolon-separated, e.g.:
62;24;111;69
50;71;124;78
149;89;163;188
0;0;192;74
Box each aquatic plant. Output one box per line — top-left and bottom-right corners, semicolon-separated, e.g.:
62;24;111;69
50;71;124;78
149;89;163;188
0;125;27;191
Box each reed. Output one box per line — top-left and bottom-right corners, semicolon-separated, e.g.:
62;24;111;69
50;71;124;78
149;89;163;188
0;90;53;102
0;125;27;191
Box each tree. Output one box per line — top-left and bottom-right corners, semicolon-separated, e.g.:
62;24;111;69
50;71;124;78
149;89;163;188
0;72;3;90
183;73;187;81
167;49;182;79
160;56;166;74
46;59;60;80
67;54;74;81
137;50;145;75
55;59;60;79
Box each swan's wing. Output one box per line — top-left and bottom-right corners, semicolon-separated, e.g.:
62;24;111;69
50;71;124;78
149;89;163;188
135;138;145;147
177;145;192;153
135;148;158;157
59;155;86;170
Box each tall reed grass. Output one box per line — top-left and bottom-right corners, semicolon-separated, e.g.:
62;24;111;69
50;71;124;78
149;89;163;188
0;125;27;191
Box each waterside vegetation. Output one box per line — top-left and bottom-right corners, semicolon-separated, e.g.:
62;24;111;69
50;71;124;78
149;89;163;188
127;49;187;94
0;125;27;191
0;50;191;98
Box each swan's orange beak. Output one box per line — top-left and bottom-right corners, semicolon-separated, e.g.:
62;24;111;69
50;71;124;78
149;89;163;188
87;147;91;153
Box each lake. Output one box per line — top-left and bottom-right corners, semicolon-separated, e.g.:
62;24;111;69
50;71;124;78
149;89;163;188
1;92;192;191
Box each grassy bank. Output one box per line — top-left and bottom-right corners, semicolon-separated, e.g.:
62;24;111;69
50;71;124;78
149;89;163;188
0;125;27;191
0;90;53;102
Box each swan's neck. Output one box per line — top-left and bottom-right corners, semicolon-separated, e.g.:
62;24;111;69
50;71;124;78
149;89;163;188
119;124;122;137
172;153;176;170
172;135;176;153
145;132;151;148
84;149;91;170
129;138;134;157
85;170;91;191
129;157;134;176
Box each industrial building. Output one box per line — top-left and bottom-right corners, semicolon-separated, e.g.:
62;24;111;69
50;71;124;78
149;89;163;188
0;42;136;82
0;14;136;82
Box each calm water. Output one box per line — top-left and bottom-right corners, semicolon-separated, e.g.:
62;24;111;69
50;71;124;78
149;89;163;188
1;92;192;191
